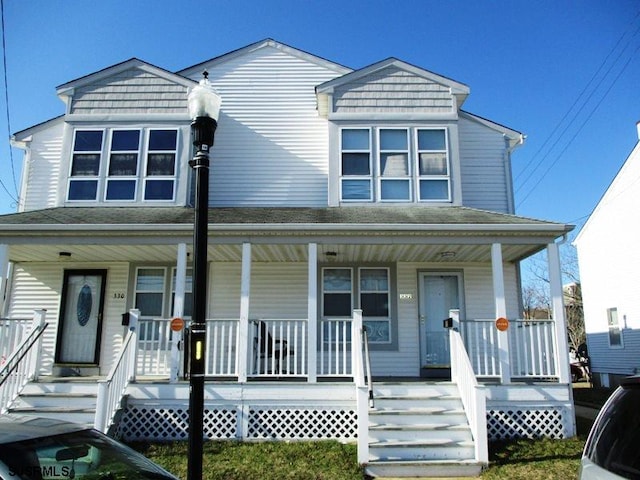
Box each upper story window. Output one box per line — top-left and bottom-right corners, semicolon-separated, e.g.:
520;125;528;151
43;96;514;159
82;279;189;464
68;128;179;203
340;127;450;203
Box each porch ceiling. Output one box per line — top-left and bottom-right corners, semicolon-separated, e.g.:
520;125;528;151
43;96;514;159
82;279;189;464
6;241;545;264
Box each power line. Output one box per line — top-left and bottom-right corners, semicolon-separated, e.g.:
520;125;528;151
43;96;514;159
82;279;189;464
515;9;640;205
0;0;20;207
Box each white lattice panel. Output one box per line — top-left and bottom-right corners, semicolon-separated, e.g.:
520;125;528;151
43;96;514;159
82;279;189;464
116;407;237;441
487;408;566;440
115;405;357;442
247;408;357;439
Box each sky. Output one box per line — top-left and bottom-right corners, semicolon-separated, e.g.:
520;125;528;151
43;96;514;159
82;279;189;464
1;0;639;241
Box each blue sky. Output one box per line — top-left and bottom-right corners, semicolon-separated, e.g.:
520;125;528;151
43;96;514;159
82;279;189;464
1;0;639;237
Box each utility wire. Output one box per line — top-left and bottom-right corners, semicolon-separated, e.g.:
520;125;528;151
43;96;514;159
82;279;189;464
0;0;20;206
515;10;640;202
517;42;640;208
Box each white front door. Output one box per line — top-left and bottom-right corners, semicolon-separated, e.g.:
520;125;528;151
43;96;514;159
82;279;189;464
56;270;107;364
419;272;462;368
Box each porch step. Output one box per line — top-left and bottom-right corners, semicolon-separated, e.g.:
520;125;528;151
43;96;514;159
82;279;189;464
7;379;100;426
365;382;483;478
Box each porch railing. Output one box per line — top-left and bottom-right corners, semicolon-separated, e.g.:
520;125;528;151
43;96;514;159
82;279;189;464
0;310;48;414
460;319;557;379
95;309;139;433
135;317;357;380
1;316;33;366
450;328;488;464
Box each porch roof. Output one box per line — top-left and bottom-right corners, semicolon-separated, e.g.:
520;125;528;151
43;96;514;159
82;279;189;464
0;206;572;263
0;205;570;230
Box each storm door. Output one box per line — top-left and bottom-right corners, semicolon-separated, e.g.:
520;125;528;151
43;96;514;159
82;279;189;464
55;270;107;364
418;272;462;369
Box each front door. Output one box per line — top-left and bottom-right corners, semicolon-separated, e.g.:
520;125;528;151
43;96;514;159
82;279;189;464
55;270;107;364
419;272;462;370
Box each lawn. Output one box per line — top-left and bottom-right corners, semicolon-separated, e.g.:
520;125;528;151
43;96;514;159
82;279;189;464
130;385;615;480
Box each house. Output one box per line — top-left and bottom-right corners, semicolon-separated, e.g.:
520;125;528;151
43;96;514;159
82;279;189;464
0;39;575;477
575;122;640;389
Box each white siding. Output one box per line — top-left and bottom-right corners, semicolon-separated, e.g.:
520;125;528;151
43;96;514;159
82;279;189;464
21;121;65;212
191;46;343;207
210;262;308;319
7;262;130;374
333;66;454;114
458;116;511;213
576;140;640;376
70;68;188;115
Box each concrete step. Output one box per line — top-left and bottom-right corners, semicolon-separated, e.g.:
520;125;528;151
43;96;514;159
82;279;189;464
369;423;472;443
369;439;475;462
365;459;483;478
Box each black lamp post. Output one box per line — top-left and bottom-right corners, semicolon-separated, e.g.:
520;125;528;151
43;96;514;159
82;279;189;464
187;71;221;480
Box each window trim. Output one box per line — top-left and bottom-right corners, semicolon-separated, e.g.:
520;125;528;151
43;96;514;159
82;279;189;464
67;127;180;204
320;264;397;348
338;126;451;204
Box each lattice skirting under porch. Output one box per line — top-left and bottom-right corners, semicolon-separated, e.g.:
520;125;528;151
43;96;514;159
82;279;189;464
114;405;358;442
487;407;568;440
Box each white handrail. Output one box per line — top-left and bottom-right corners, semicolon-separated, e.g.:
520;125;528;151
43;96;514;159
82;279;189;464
450;328;488;464
95;309;139;433
352;309;369;465
0;310;48;414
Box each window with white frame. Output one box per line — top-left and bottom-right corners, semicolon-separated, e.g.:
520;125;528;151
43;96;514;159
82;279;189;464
68;128;179;203
321;266;391;344
340;127;450;203
607;307;623;347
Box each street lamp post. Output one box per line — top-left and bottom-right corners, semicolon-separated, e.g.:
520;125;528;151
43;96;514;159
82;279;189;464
187;71;221;480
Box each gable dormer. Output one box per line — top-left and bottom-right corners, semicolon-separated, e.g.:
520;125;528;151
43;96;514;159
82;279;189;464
317;59;470;206
56;59;195;206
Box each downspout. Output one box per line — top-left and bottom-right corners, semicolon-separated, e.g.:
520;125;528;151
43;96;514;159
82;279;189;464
504;133;525;215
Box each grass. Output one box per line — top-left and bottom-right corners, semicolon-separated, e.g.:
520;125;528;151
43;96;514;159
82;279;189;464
130;385;616;480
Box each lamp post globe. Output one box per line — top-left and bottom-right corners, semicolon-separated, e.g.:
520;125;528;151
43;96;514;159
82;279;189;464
187;71;220;480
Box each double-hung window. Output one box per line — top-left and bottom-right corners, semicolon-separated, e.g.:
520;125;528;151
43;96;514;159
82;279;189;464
145;129;178;201
68;128;179;203
417;128;450;201
106;130;140;201
69;130;104;201
321;266;392;344
340;126;450;203
341;129;372;201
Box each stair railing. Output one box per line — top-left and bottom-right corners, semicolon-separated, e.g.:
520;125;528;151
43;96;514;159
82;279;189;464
95;309;139;433
352;309;370;464
450;326;488;464
0;310;48;414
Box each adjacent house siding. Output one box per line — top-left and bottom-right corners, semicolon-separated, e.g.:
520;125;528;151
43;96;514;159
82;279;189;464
333;66;454;114
576;140;640;380
194;46;343;207
20;121;65;212
458;116;512;213
69;68;188;115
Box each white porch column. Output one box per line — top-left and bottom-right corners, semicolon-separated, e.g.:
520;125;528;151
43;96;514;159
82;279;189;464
548;242;571;384
491;243;511;383
0;244;8;316
307;243;318;383
237;242;252;383
170;243;188;383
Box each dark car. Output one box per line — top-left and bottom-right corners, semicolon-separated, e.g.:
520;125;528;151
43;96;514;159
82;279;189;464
580;375;640;479
0;415;179;480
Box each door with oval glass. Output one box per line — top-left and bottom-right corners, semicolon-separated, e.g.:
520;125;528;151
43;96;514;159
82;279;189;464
419;272;462;375
55;270;107;365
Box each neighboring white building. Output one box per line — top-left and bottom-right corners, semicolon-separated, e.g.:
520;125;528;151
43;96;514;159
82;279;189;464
575;122;640;388
0;39;575;477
